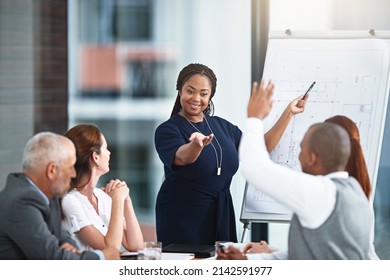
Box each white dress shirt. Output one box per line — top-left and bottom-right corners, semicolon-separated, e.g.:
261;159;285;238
240;118;378;260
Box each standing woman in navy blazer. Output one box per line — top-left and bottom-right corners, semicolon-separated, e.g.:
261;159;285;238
154;63;308;246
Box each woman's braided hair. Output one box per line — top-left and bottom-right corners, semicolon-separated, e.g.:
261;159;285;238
170;63;217;117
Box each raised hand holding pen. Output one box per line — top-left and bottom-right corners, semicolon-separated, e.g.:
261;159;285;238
288;94;308;115
262;80;309;152
301;81;316;100
289;81;314;114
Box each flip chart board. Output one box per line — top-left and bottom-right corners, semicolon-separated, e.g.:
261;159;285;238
240;30;390;224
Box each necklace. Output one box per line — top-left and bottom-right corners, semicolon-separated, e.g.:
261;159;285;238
182;114;223;176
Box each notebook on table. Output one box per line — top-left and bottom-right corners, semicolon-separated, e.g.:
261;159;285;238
162;243;215;258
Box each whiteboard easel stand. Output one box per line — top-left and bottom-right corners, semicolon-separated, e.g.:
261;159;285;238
239;180;292;242
240;221;251;243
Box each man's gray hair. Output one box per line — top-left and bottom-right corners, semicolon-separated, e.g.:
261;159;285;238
22;132;73;171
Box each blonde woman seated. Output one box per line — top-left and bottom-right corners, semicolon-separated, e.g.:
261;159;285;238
61;124;144;252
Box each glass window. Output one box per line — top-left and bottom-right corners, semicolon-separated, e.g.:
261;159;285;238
68;0;251;238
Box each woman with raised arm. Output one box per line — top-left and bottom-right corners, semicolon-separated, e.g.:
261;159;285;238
154;63;308;246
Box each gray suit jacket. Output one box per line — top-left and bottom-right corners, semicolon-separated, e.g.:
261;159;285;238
0;173;100;260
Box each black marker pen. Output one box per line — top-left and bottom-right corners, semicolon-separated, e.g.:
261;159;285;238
301;81;316;100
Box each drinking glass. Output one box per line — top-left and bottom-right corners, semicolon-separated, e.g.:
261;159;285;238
215;241;234;255
138;241;162;260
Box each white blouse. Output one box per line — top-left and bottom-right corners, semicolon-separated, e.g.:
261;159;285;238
61;188;112;251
